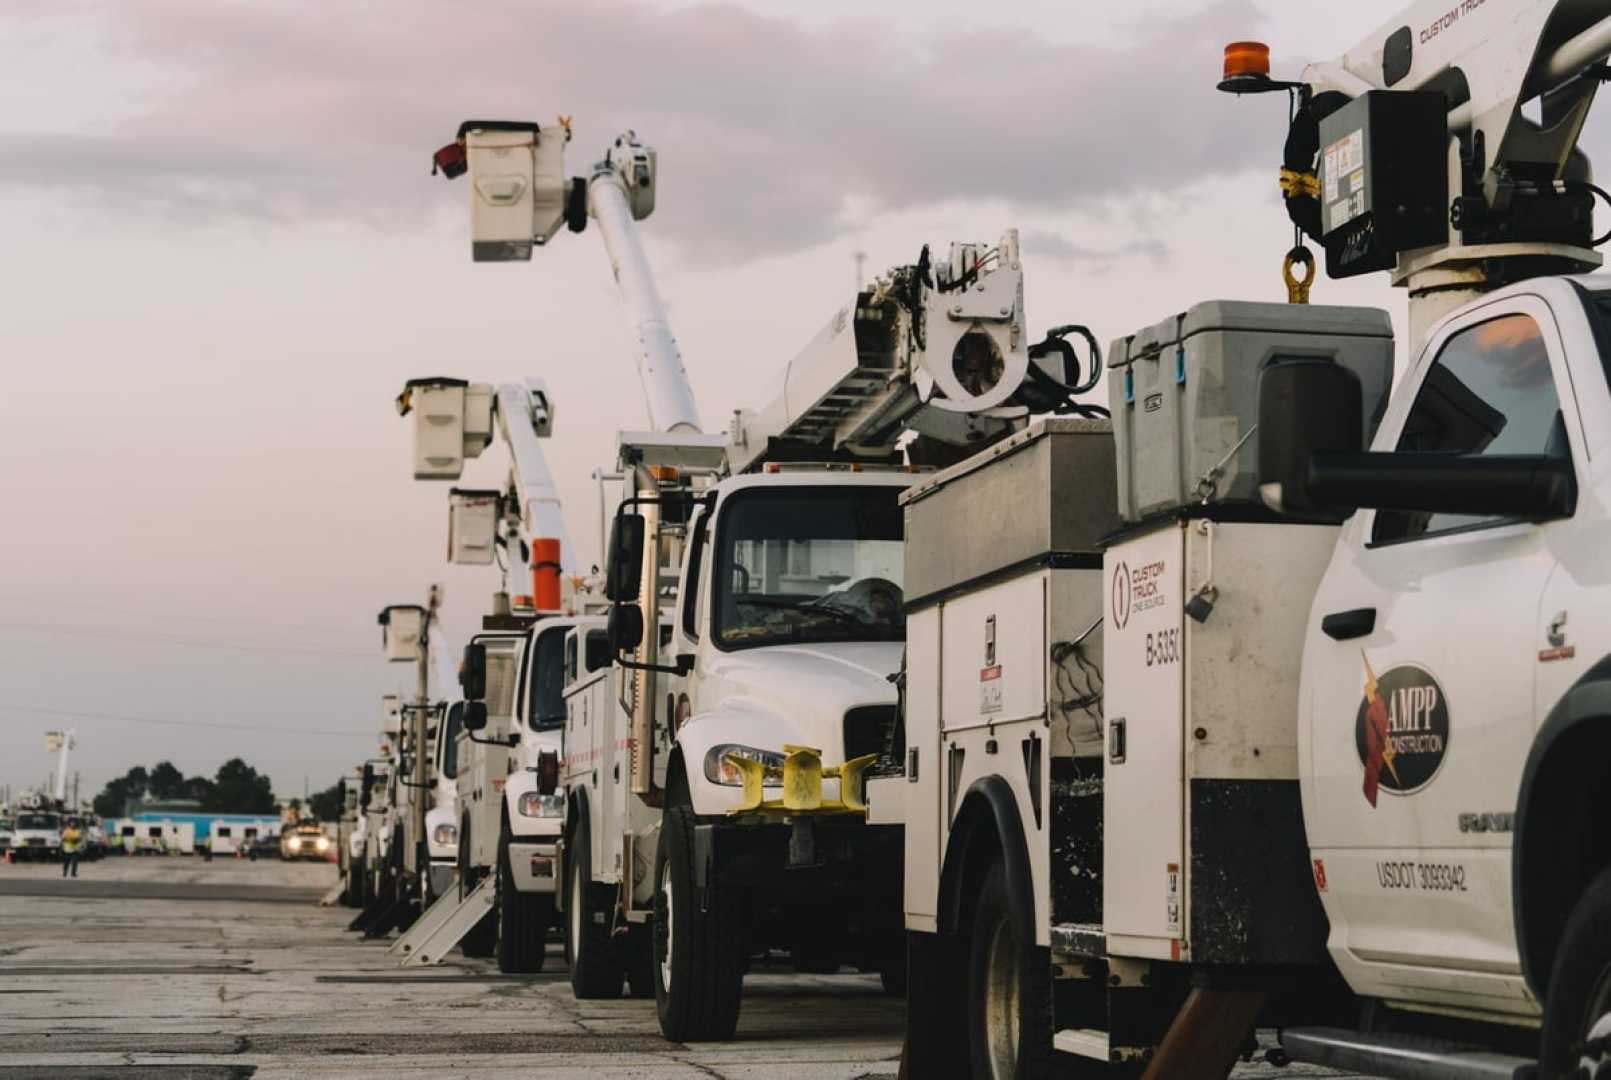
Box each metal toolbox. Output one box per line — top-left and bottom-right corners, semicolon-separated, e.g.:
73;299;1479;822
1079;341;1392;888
900;417;1120;607
1106;301;1393;523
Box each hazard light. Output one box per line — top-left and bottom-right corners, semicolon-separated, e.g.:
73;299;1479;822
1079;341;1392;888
1217;41;1286;94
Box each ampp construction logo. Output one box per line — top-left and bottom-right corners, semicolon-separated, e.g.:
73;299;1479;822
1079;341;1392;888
1355;655;1449;808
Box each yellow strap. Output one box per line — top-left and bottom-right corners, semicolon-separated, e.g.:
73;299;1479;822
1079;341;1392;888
1279;168;1320;199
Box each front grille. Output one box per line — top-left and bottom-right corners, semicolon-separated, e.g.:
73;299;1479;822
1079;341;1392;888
843;705;897;763
25;838;44;847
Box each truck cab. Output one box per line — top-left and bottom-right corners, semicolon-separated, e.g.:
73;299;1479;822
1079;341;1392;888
601;461;914;1038
1296;276;1611;1032
452;614;605;971
12;810;62;862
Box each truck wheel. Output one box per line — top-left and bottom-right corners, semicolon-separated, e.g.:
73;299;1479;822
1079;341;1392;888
458;821;497;959
1540;865;1611;1076
566;820;622;998
654;804;743;1042
496;819;550;973
967;860;1052;1080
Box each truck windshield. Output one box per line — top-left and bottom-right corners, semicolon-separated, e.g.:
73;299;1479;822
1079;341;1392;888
713;486;905;650
18;814;58;830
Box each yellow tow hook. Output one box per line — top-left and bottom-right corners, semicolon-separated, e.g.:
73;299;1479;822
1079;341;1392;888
727;745;879;817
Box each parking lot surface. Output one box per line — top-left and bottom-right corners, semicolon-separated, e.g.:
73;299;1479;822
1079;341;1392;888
0;857;1364;1078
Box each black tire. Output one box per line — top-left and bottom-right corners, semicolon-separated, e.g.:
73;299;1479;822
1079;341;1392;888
1540;865;1611;1076
496;818;550;974
967;861;1052;1080
458;819;497;958
565;819;622;998
654;804;743;1042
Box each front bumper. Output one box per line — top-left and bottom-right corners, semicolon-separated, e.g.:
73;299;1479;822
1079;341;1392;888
508;840;559;894
693;819;901;898
429;859;456;899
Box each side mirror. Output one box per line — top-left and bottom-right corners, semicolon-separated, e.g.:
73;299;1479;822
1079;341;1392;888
460;642;487;701
607;604;644;654
462;701;489;733
605;513;646;602
1257;358;1363;515
536;750;560;796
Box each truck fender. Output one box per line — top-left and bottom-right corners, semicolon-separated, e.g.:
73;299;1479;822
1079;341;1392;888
937;775;1036;942
1514;655;1611;997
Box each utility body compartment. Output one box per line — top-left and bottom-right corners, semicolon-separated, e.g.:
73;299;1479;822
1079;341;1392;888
1101;517;1336;965
1106;301;1393;523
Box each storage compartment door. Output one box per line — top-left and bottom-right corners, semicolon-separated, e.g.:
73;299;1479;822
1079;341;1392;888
904;606;942;926
1103;525;1185;949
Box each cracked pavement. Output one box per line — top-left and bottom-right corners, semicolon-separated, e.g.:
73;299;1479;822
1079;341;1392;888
0;857;1362;1078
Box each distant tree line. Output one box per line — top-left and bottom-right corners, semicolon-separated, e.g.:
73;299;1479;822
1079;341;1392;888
92;758;277;817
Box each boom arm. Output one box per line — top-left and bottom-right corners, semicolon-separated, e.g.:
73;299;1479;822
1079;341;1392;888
728;229;1104;472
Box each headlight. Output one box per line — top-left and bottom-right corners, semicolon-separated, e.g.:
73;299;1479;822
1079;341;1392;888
315;837;330;852
518;793;565;818
704;745;787;787
288;837;302;850
432;823;458;846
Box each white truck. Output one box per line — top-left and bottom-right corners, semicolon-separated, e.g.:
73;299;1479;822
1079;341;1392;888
10;809;62;862
434;115;1108;1032
391;374;608;973
445;612;603;971
898;4;1611;1077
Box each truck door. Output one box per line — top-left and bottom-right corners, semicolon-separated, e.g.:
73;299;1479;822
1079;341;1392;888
1303;298;1580;998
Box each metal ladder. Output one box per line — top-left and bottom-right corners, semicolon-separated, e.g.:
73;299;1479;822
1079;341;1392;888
386;875;495;967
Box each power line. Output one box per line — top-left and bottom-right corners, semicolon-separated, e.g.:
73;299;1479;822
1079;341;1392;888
0;620;377;660
0;596;372;642
0;703;374;740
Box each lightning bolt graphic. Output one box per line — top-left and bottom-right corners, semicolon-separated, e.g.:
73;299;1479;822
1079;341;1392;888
1361;651;1400;808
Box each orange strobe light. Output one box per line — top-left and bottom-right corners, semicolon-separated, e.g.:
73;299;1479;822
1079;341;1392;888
1219;41;1278;94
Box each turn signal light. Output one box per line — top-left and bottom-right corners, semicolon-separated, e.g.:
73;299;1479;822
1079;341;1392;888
649;465;679;482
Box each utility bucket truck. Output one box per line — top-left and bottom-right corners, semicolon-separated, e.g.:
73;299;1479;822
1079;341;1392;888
434;115;1109;1036
900;4;1611;1078
390;356;605;972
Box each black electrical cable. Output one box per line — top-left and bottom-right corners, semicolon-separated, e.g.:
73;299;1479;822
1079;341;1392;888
1565;180;1611;247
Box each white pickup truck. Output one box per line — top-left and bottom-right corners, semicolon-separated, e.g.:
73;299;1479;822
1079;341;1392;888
897;281;1611;1078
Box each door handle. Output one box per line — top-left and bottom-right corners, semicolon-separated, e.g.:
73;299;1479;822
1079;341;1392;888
1322;607;1376;640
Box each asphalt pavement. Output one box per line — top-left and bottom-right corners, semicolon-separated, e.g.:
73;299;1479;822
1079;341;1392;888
0;855;1363;1078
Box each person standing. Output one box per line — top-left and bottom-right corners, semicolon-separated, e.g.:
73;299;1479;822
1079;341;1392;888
60;818;83;878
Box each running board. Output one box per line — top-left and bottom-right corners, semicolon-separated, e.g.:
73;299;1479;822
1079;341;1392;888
388;876;496;967
1053;1029;1109;1061
1282;1026;1534;1079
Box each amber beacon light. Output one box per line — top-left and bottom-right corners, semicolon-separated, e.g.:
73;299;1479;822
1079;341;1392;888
1218;41;1282;94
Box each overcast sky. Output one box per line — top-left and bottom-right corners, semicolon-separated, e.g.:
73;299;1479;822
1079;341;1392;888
3;0;1604;804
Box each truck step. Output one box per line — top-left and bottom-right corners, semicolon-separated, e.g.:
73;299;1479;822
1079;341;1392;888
1052;1028;1110;1061
1050;922;1105;961
1282;1026;1534;1080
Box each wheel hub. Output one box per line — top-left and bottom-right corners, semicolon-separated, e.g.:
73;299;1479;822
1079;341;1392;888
983;917;1021;1080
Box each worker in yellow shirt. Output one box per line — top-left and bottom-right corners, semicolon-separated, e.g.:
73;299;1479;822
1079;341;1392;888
61;819;83;878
